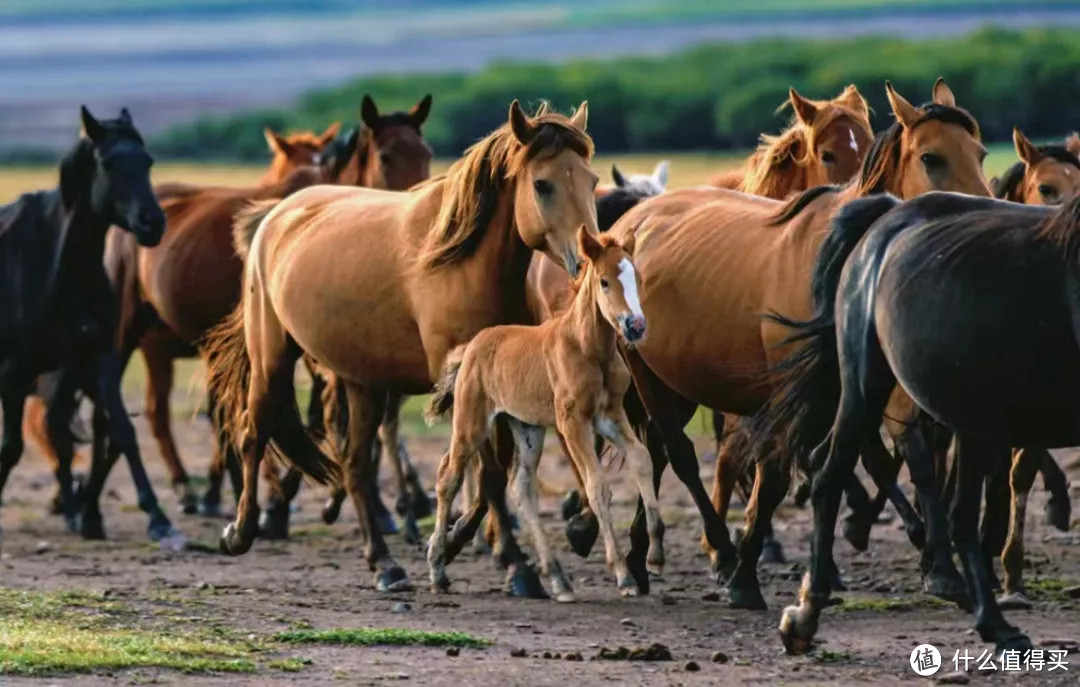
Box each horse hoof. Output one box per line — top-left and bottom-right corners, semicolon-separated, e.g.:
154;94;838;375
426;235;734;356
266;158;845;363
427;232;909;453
778;604;814;655
728;582;768;610
759;539;786;564
619;584;640;598
924;571;971;611
553;590;577;603
219;522;253;556
176;484;198;516
49;494;63;516
996;591;1033;611
411;490;433;520
505;565;548;599
402;519;421;546
258;508;290;540
565;513;599;558
375;567;413;593
561;490;583;521
830;570;847;592
321;498;342;525
80;513;105;540
626;553;651;596
709;552;737;586
375;511;399;536
1046;497;1072;532
64;514;80;534
842;512;871;552
995;632;1034;658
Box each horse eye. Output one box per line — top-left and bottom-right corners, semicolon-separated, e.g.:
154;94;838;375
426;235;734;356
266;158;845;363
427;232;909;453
599;278;609;289
533;179;554;196
379;152;392;167
821;150;836;164
920;153;945;171
1039;184;1056;198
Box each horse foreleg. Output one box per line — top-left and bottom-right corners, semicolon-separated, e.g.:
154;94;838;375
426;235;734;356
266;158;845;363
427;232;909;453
142;338;194;513
42;372;82;534
381;393;423;544
0;384;30;550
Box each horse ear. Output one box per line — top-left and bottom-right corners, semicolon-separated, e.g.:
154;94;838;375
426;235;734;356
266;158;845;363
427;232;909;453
1066;132;1080;157
534;101;550;117
508;100;535;145
318;122;341;147
838;84;869;117
885;81;919;129
1013;128;1042;166
118;107;133;125
653;160;669;188
611;164;628;188
621;232;636;257
360;95;380;130
577;225;603;263
569;101;588;132
789;88;818;126
80;105;104;141
264;127;292;156
409;94;433;129
931;77;957;107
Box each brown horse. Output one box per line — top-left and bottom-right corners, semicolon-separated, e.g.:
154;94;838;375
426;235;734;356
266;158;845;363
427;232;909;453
994;128;1080;204
23;97;433;520
605;79;990;608
204;101;596;595
710;85;872;198
425;228;659;600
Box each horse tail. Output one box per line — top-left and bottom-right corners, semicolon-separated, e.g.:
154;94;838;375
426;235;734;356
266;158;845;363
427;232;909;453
232;199;280;261
749;194;900;475
203;303;341;486
424;346;467;425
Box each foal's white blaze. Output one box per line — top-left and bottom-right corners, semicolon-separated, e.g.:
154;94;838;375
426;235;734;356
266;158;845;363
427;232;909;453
848;128;859;153
618;258;644;318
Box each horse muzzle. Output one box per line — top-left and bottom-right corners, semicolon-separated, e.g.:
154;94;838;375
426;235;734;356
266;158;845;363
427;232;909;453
619;314;647;347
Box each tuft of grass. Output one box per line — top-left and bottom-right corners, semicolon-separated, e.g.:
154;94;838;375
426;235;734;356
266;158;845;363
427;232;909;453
275;627;490;649
827;596;951;613
1026;577;1075;602
0;588;257;676
266;657;313;672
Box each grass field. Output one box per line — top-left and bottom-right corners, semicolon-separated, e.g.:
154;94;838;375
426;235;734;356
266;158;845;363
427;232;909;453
0;145;1019;436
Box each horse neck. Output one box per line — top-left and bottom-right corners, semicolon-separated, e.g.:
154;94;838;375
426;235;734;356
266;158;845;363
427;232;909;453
53;190;112;302
562;270;616;361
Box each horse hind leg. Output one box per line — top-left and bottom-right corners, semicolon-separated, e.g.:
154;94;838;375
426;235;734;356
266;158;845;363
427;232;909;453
997;448;1041;610
728;459;788;610
509;419;573;601
612;413;665;579
381;393;424;544
1038;450;1071;531
0;385;29;549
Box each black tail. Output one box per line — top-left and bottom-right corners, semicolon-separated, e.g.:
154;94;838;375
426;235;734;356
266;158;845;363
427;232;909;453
749;194;900;475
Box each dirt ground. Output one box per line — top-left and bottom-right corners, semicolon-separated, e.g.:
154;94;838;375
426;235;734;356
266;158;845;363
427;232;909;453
1;395;1079;685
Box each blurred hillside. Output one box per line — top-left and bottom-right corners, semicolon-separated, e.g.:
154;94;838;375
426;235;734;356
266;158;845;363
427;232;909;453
1;1;1078;156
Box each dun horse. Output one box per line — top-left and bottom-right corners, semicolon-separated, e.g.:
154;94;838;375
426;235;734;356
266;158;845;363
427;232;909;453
425;228;659;600
757;192;1080;655
604;79;990;607
0;107;173;545
205;101;597;595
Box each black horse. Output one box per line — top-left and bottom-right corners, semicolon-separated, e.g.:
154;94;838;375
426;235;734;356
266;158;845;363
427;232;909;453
760;190;1080;655
0;106;173;546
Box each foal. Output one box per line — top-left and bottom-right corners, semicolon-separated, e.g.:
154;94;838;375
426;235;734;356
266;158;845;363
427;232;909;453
426;228;660;600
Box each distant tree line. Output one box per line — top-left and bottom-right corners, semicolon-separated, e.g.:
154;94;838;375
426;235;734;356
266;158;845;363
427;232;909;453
152;27;1080;160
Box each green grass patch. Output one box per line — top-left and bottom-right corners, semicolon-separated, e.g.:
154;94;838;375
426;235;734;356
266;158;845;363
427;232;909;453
814;649;853;664
266;657;313;672
1026;577;1076;602
827;596;951;613
275;628;490;649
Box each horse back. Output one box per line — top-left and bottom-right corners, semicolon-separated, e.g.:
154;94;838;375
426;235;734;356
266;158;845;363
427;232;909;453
0;191;63;350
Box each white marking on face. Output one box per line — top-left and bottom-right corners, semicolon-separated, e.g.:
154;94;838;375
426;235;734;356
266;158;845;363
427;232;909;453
848;128;859;153
617;257;643;318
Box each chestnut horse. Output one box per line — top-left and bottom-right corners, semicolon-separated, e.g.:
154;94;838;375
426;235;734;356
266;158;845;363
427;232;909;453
426;228;658;600
260;123;341;185
25;96;434;521
710;85;873;197
606;79;990;608
205;102;597;595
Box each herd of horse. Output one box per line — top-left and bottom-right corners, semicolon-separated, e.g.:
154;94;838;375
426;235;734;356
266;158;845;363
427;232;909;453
1;76;1078;658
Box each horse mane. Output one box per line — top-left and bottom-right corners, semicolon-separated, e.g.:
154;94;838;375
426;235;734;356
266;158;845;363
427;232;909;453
1036;191;1080;252
769;102;979;226
741;99;871;198
419;111;594;269
994;145;1080;201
